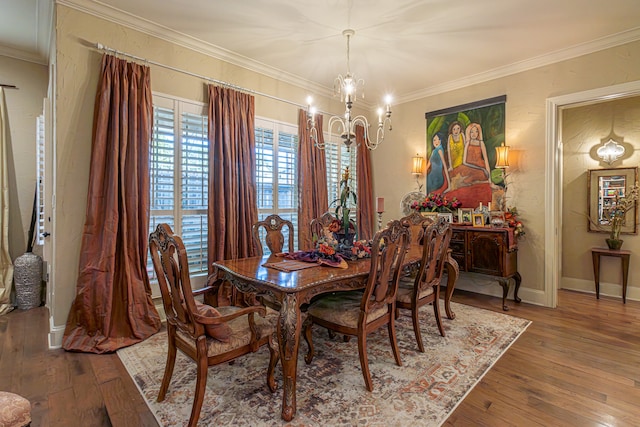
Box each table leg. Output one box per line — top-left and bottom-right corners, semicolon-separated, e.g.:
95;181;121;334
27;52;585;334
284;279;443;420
513;272;522;303
621;254;629;304
498;278;510;311
591;251;601;299
277;293;302;421
444;257;459;320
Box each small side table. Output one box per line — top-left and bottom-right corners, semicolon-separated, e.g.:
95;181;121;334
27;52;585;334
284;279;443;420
591;247;631;303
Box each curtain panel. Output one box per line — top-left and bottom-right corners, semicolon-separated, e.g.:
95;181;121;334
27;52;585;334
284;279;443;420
297;109;328;250
356;125;375;240
0;88;14;315
207;85;258;265
63;54;160;353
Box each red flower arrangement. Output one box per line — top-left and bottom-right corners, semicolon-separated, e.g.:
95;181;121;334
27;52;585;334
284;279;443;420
411;193;462;213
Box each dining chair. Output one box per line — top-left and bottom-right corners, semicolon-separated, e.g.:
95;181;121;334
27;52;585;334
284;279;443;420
396;216;452;352
252;214;294;256
149;224;279;427
302;220;410;392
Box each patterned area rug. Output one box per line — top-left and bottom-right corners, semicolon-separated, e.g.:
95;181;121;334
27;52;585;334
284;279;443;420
117;302;530;426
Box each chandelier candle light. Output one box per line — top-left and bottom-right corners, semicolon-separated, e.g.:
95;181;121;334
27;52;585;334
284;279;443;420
307;29;392;151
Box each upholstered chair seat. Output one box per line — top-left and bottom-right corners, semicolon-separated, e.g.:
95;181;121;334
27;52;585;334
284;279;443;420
306;291;388;328
0;391;31;427
396;279;435;304
176;306;279;356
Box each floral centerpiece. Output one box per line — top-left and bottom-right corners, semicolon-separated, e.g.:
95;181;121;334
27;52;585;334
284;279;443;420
312;221;372;268
410;192;462;213
505;207;525;238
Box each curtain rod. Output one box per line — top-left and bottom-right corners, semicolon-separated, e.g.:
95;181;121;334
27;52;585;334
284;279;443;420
0;84;19;89
95;43;325;113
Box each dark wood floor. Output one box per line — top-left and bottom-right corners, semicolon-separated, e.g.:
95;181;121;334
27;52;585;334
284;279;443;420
1;289;639;426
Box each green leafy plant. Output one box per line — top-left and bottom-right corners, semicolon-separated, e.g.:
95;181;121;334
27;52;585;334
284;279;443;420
331;167;357;235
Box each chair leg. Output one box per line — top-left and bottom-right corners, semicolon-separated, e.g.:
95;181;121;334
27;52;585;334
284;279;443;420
357;332;374;392
158;328;177;402
188;339;208;427
411;302;425;353
267;332;279;393
303;316;315;364
388;310;403;367
433;286;446;337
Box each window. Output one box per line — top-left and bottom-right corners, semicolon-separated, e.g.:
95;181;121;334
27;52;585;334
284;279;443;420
149;94;208;286
255;118;298;254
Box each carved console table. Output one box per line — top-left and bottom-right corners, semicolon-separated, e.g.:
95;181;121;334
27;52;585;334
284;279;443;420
450;225;521;310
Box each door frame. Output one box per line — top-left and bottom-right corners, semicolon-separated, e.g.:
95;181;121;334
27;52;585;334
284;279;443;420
545;80;640;308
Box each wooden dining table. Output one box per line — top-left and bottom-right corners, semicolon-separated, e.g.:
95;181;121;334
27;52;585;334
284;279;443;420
210;252;459;421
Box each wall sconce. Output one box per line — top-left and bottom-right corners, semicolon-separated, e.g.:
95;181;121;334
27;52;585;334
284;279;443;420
495;141;510;168
412;153;424;175
411;153;424;192
596;138;625;164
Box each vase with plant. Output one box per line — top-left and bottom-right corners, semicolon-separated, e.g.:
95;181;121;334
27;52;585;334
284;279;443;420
605;182;638;249
592;182;639;250
330;166;357;244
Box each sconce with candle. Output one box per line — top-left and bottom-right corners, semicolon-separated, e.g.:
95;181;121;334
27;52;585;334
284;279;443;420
495;141;510;211
411;153;424;192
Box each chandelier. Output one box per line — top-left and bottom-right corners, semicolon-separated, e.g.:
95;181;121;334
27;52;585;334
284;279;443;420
307;29;392;151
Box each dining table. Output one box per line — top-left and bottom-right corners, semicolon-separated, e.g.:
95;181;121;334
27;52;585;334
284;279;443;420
210;252;459;421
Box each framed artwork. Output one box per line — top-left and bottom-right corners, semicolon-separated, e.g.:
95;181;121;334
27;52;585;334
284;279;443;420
437;212;453;224
458;208;473;224
587;167;638;234
425;95;506;210
472;213;485;227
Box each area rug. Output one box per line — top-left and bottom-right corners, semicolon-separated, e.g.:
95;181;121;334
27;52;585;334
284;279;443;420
117;302;530;426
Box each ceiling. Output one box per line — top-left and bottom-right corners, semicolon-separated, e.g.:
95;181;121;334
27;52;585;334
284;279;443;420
3;0;640;104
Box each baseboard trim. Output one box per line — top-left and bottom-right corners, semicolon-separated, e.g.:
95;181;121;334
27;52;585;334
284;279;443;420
561;276;638;302
448;272;548;307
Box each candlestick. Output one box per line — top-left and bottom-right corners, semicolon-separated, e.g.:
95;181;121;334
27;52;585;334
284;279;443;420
377;212;383;231
377;197;385;213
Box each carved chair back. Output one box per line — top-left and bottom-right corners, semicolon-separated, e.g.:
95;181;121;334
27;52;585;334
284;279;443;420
252;214;294;256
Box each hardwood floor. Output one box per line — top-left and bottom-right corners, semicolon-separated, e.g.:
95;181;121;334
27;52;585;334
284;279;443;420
1;289;639;426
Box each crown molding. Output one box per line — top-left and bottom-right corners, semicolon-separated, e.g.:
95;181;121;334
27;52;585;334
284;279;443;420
56;0;333;99
0;45;48;65
57;0;640;107
399;27;640;105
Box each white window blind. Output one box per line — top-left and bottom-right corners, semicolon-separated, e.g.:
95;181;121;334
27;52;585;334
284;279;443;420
149;95;208;286
36;114;45;245
255;117;298;254
326;138;358;219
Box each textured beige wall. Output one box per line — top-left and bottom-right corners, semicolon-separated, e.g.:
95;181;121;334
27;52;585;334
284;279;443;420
52;5;344;327
0;55;48;260
53;4;640;331
562;97;640;295
371;40;640;299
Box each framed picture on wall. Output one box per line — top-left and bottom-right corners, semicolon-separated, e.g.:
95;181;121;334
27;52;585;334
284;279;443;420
425;95;506;210
587;167;638;234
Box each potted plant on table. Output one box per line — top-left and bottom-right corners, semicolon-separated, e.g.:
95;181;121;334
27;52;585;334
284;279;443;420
330;167;357;244
599;182;639;250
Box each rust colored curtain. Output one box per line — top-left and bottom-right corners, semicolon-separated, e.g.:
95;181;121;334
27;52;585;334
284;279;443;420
356;125;375;240
63;55;160;353
207;85;258;266
297;109;328;250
